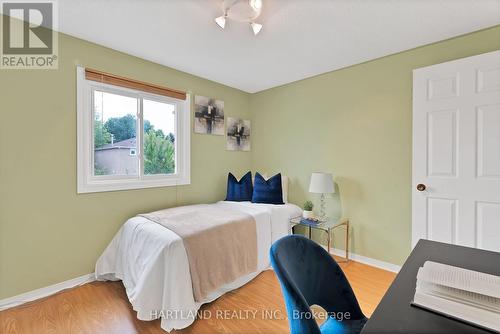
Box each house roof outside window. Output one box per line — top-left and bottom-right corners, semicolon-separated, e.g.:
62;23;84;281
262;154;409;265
96;138;137;151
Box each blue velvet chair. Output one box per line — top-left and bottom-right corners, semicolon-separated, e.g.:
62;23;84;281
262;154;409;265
270;235;368;334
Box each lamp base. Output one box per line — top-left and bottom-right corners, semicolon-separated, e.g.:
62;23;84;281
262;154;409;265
319;193;327;221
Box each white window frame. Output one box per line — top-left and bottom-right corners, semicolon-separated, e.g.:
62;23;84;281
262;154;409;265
76;66;190;193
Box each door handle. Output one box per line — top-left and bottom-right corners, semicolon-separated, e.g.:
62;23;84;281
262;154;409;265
416;184;426;192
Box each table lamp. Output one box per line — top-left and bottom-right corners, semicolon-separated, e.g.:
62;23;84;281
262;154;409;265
309;172;335;221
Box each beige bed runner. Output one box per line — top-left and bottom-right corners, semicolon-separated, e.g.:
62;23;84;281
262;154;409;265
139;204;257;301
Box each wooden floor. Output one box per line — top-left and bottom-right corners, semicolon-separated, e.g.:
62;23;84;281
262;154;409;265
0;259;396;334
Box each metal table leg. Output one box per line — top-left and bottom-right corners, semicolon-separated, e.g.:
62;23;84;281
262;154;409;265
345;221;349;261
327;229;331;254
332;220;349;263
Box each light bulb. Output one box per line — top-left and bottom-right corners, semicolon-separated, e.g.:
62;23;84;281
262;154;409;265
215;15;226;29
251;22;262;35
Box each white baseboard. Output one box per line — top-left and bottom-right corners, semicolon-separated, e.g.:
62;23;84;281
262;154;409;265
329;247;401;273
0;273;95;311
0;248;400;312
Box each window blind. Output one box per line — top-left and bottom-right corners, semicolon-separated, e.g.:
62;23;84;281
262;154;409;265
84;68;186;100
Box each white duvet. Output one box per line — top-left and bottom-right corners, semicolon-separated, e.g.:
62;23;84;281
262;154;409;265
95;201;301;332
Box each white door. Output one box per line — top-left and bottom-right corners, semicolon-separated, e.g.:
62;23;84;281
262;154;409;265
412;50;500;252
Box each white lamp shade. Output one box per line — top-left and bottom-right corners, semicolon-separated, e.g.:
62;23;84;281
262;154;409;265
309;172;335;194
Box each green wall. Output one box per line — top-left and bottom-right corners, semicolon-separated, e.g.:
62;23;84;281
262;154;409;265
250;25;500;266
1;22;499;300
0;32;251;299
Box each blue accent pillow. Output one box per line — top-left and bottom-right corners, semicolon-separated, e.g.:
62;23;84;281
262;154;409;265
252;172;284;205
226;172;253;202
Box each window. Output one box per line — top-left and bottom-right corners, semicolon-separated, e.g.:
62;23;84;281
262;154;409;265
77;67;190;193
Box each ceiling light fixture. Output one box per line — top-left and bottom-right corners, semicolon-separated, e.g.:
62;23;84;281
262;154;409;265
249;0;262;11
215;0;263;36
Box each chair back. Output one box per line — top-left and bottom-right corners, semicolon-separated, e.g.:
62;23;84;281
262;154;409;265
270;235;365;334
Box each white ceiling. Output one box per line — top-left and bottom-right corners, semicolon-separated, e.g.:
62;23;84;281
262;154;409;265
59;0;500;93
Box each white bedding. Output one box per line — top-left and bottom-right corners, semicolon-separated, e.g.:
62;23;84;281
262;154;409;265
95;201;301;332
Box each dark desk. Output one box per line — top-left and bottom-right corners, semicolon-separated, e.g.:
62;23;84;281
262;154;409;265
361;239;500;334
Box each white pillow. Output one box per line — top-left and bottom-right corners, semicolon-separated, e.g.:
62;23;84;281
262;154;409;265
262;173;289;203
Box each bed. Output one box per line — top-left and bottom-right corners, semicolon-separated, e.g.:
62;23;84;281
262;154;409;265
95;200;302;332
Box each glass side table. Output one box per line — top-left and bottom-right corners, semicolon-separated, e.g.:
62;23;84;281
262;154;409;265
289;216;350;263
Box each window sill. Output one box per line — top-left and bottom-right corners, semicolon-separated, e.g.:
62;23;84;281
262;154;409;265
77;175;190;194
